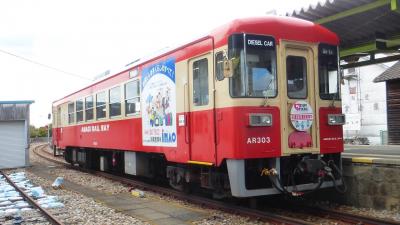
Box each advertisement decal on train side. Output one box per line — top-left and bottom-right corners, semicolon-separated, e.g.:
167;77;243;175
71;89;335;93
141;58;177;147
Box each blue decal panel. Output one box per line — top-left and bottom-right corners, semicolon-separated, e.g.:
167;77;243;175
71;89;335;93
141;58;177;147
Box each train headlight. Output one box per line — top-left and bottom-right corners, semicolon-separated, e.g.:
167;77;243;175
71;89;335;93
248;113;272;127
328;114;345;125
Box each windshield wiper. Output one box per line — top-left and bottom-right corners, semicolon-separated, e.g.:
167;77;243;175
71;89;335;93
262;78;273;107
330;92;338;107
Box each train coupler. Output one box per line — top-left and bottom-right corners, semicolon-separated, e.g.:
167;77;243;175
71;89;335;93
259;157;346;196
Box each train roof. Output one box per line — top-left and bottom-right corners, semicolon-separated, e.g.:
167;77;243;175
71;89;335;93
211;16;338;48
53;16;339;106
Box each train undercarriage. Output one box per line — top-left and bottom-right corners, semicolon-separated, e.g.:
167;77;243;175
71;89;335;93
62;147;345;198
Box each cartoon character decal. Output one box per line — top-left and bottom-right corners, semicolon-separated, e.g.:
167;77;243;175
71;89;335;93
141;58;177;147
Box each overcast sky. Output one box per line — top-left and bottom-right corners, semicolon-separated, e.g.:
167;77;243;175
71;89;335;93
0;0;320;126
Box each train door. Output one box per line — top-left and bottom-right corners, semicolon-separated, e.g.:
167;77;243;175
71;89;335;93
280;42;319;155
188;52;216;164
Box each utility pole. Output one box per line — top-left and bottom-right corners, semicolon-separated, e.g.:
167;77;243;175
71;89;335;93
47;113;51;148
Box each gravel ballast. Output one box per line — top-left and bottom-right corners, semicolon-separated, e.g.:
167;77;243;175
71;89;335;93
27;144;400;224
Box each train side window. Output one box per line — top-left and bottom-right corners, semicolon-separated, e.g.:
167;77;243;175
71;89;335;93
85;96;94;121
215;52;224;81
76;99;84;122
286;56;307;99
193;58;209;106
109;86;121;117
125;80;140;115
68;102;75;124
96;91;106;119
319;44;340;100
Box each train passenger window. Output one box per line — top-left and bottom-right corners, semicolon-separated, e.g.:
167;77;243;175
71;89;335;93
193;58;209;106
286;56;307;99
109;86;121;117
125;80;140;115
76;99;84;122
68;102;75;124
96;92;106;119
215;52;224;81
319;44;340;100
85;96;94;121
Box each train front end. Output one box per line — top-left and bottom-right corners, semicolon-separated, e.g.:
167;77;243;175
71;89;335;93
216;19;345;197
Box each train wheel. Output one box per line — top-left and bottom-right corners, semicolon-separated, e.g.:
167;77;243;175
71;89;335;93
169;178;190;193
167;166;190;193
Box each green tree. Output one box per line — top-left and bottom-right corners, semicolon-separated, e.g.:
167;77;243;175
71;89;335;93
30;125;51;138
30;125;38;138
38;126;47;137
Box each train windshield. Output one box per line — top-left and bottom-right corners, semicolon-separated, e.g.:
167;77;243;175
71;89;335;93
229;34;277;98
319;44;340;100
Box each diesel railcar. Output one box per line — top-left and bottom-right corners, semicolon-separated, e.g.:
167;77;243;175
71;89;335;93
52;16;346;197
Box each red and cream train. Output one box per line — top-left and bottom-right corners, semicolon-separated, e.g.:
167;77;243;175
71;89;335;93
52;16;346;197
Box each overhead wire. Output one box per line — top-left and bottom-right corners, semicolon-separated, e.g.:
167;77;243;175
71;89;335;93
0;48;91;81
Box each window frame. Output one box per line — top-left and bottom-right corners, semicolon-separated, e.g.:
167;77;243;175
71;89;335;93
96;91;107;120
109;85;122;118
215;51;224;81
67;102;75;124
318;43;341;100
192;57;209;106
85;95;94;121
286;55;308;99
75;99;84;123
228;33;278;99
125;79;141;116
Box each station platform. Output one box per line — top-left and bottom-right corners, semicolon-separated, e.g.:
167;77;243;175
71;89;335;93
343;144;400;165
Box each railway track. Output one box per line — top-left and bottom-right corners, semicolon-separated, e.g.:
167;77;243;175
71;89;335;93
0;170;64;225
315;206;400;225
33;144;400;225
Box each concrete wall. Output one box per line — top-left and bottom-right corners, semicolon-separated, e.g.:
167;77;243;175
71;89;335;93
341;160;400;210
313;159;400;211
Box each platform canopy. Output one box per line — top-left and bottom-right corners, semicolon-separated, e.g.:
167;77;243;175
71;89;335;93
287;0;400;69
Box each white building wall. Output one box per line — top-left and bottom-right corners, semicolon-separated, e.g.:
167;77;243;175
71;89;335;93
341;64;388;145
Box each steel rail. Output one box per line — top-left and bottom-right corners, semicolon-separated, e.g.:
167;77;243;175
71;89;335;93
0;170;64;225
32;144;68;166
312;206;400;225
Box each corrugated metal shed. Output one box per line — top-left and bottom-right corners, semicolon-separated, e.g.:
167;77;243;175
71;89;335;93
0;100;34;169
374;60;400;82
0;103;29;121
385;80;400;144
372;62;400;144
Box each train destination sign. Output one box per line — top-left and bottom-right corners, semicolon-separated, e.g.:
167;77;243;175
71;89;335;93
290;101;313;131
141;58;177;147
319;44;337;56
245;34;275;50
